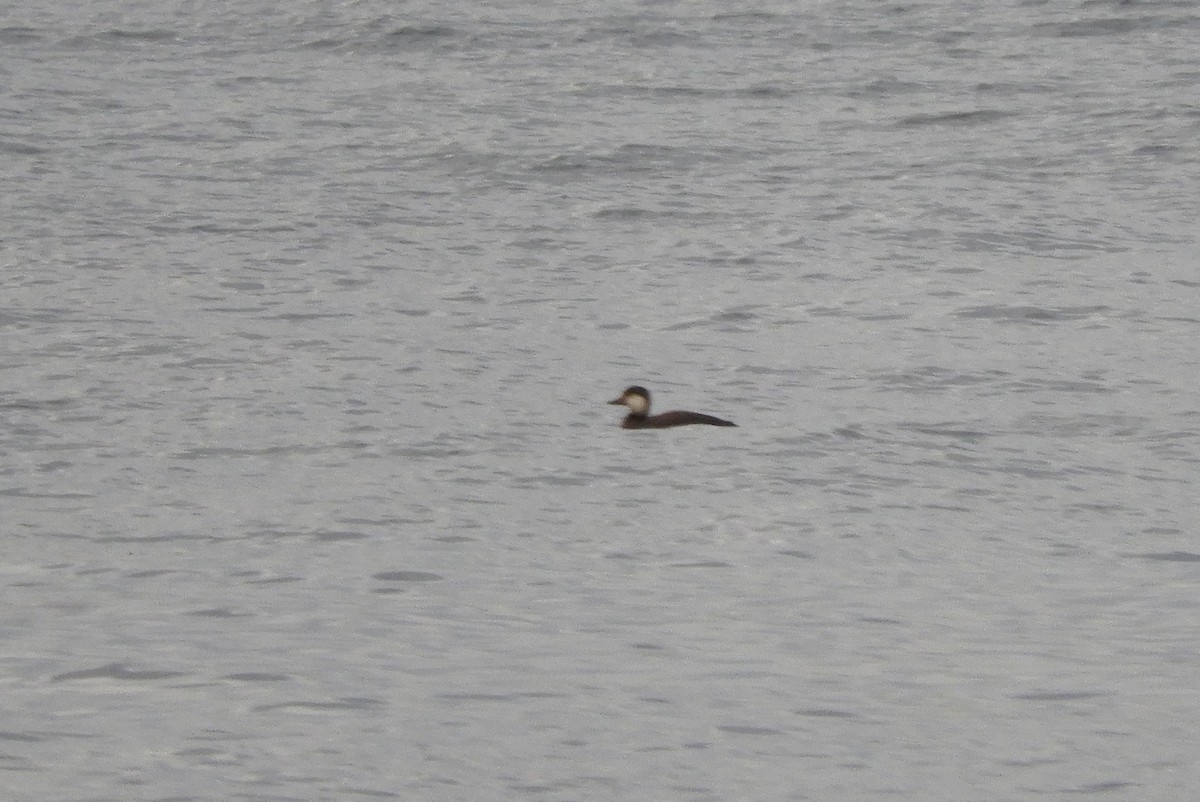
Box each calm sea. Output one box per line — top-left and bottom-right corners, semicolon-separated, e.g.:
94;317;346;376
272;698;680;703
3;1;1199;799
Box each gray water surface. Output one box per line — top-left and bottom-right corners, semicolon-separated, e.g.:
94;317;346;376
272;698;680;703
3;1;1199;799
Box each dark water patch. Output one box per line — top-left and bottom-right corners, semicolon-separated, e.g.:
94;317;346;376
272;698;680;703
735;365;804;377
833;425;869;440
955;230;1123;255
147;222;300;236
638;696;671;706
973;79;1062;94
1131;551;1200;562
899;423;991;443
1133;143;1181;158
1014;413;1147;438
1060;780;1138;794
899;109;1011;127
664;307;761;331
392;445;471;459
0;487;92;500
956;304;1111;323
0;138;45;156
241;526;316;543
96;28;178;43
1012;689;1108;702
254;697;383;713
809;304;863;318
1047;542;1086;558
224;673;289;682
1066;501;1125;514
188;608;252;618
387;25;459;42
669;561;733;569
440;691;566;703
717;724;783;736
314;530;367;542
243;575;303;585
58;29;171;52
176;445;327;460
308;23;463;52
373;571;444;582
513;470;609;488
1032;17;1142;38
1001;755;1064;768
441;289;485;304
795;708;857;719
438;693;512;702
576;21;693;49
922;502;973;512
126;567;198;580
536;142;729;176
594;206;657;221
272;311;354;322
603;551;641;561
219;74;304;88
740;83;797;99
854;78;928;98
1008;377;1112;394
301;36;347;50
0;731;43;742
710;11;784;23
777;550;813;559
992;459;1069;479
53;663;189;682
76;566;117;577
0;26;42;44
339;788;402;799
219;280;266;291
877;366;1010;392
337;515;427;529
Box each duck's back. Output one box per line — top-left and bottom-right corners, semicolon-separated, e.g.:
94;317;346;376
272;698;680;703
624;410;737;429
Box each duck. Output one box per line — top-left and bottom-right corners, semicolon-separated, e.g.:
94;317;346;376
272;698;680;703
608;385;736;429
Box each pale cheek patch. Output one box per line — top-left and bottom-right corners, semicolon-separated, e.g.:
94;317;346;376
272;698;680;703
624;394;649;416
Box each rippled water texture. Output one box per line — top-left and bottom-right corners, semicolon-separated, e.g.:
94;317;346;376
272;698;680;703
3;1;1199;799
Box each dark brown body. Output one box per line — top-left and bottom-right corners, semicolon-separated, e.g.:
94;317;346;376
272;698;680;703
608;386;736;429
619;410;737;429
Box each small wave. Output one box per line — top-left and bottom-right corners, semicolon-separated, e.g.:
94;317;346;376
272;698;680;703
593;206;656;221
1032;17;1142;38
1133;551;1200;562
100;28;177;42
53;663;189;682
899;423;992;443
876;366;1010;391
373;570;444;582
0;26;41;44
1012;689;1108;702
899;109;1011;127
955;304;1110;323
303;22;462;52
387;24;459;42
